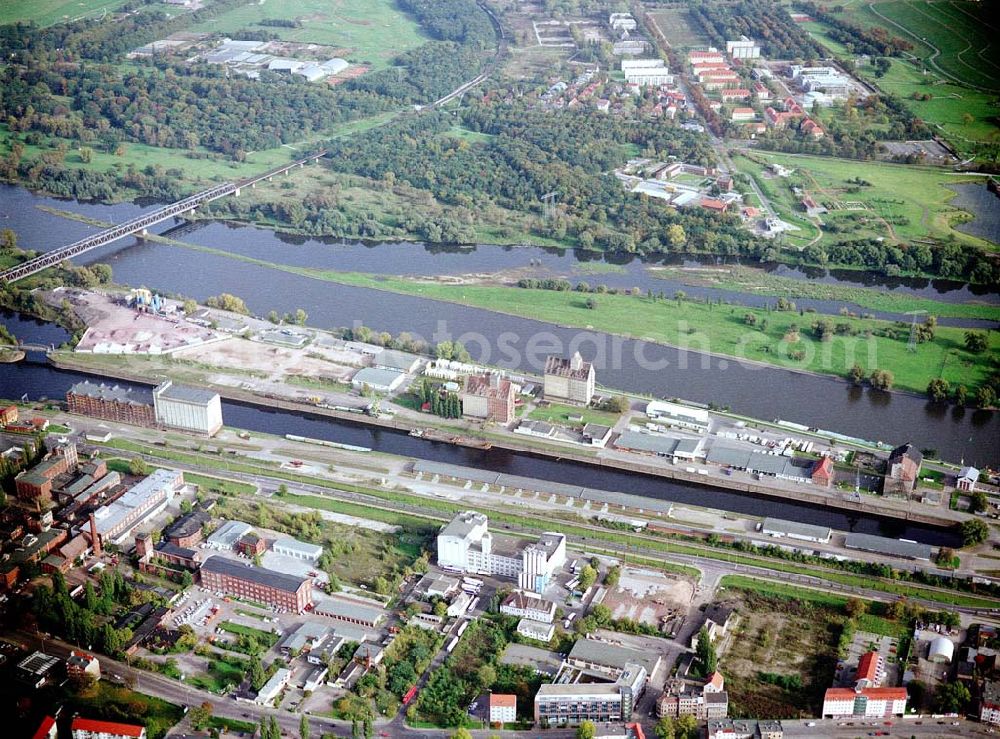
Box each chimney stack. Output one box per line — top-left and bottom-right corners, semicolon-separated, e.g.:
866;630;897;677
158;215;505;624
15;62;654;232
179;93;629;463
89;513;102;557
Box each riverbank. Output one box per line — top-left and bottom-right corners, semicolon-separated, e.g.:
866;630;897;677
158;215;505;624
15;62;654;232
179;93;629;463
648;265;1000;322
47;352;966;530
272;269;999;397
47;224;993;397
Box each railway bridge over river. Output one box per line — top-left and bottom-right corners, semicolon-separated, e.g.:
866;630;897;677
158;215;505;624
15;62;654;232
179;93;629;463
0;151;327;284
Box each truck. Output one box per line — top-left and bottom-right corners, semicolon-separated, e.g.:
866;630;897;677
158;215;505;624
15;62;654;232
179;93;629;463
402;686;418;705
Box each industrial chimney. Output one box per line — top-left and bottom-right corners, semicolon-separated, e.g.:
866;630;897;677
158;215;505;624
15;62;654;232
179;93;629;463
89;513;102;557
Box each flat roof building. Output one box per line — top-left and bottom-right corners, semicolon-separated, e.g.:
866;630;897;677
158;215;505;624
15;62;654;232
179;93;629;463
205;520;253;550
92;469;184;545
273;536;323;563
567;638;661;677
153;380;223;436
760;517;832;544
843;532;931;561
351;367;406;394
644;400;709;430
200;556;312;612
437;511;566;593
255;667;292;705
535;661;647;725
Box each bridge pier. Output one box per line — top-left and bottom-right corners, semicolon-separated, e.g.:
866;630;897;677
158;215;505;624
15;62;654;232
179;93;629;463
234;187;241;197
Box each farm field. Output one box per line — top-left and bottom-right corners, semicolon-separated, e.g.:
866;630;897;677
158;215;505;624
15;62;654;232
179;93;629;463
646;7;709;48
187;0;428;68
838;0;999;93
731;151;994;250
0;0;128;26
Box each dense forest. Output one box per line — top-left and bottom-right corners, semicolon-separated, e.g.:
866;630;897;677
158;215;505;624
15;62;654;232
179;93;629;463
689;0;824;60
320;105;759;255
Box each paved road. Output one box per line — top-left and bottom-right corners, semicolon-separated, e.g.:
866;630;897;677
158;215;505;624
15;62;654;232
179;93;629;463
8;629;577;739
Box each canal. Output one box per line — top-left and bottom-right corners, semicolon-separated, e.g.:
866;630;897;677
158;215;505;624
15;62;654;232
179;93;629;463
1;184;997;468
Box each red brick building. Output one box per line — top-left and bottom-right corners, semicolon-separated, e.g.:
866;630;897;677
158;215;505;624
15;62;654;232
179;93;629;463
811;456;834;487
236;532;266;557
66;381;155;427
200;556;312;612
15;455;70;502
461;373;515;425
164;511;210;548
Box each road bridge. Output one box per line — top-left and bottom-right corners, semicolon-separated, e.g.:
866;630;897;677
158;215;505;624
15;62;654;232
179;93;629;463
0;150;326;284
0;343;54;353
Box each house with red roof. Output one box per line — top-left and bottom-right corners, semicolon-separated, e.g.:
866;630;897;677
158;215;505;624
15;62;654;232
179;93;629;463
811;456;834;487
490;693;518;724
721;88;750;102
705;671;725;693
71;717;147;739
700;198;730;213
854;650;885;689
822;686;907;719
801;118;825;138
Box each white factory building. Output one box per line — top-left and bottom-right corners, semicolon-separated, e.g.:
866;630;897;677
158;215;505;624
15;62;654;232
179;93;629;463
153;381;223;436
726;36;761;59
437;511;566;593
273;536;323;563
790;65;855;99
92;469;185;545
621;59;674;86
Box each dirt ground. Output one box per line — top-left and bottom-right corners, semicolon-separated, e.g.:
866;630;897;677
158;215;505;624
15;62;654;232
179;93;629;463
600;567;694;626
173;337;359;382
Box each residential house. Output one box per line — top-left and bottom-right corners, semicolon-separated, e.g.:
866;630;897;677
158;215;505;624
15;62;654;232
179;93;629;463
883;443;922;496
490;693;518;724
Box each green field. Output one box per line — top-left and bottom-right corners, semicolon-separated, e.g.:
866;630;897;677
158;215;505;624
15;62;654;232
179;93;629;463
0;0;129;26
649;265;1000;321
872;59;1000;151
188;0;428;68
647;7;709;48
732;150;994;250
66;683;183;739
527;402;621;428
98;233;996;395
843;1;1000;93
291;270;999;396
807;1;1000;157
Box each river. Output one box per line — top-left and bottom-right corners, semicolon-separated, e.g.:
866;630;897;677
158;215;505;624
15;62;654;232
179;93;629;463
0;185;997;467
